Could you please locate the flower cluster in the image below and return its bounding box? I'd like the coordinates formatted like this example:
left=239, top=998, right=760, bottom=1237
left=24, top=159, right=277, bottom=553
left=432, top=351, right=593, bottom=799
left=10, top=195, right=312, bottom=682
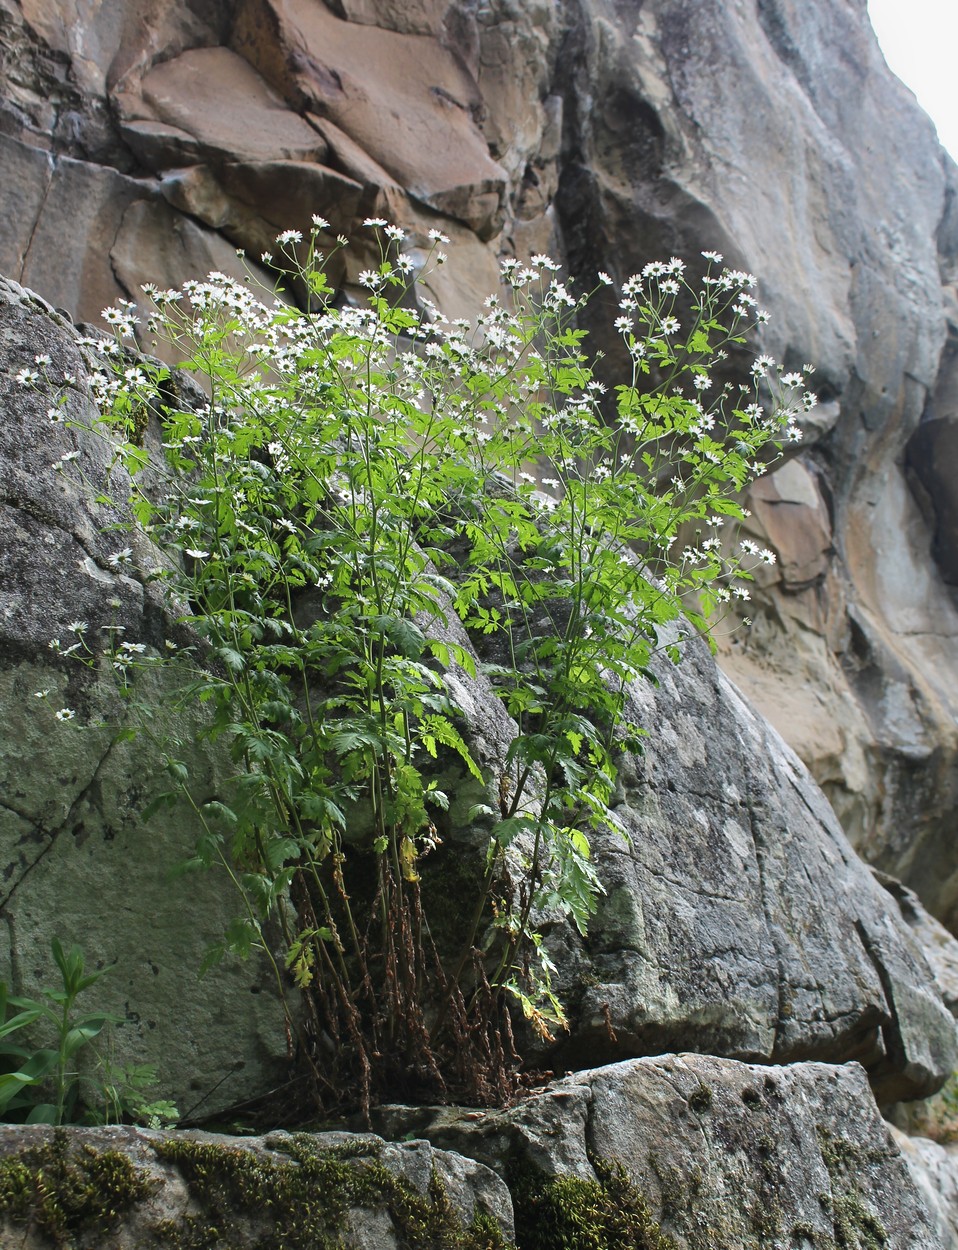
left=41, top=221, right=810, bottom=1105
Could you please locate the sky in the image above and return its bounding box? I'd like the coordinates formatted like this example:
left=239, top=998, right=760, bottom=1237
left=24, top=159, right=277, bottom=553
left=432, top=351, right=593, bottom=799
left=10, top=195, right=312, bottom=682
left=867, top=0, right=958, bottom=161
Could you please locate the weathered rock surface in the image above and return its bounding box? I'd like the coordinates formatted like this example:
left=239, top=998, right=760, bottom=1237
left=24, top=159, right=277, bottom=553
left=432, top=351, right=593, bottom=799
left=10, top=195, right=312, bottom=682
left=230, top=0, right=508, bottom=239
left=374, top=1055, right=945, bottom=1249
left=539, top=630, right=958, bottom=1102
left=0, top=1123, right=513, bottom=1248
left=890, top=1128, right=958, bottom=1250
left=0, top=276, right=290, bottom=1116
left=0, top=0, right=955, bottom=935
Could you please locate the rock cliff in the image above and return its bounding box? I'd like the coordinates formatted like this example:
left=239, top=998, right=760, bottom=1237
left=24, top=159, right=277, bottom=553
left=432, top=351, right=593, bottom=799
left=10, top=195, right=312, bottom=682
left=1, top=0, right=955, bottom=929
left=2, top=0, right=958, bottom=1242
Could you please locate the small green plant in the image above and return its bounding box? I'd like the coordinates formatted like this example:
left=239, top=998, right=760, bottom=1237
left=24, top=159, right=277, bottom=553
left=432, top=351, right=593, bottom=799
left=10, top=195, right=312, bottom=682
left=34, top=222, right=814, bottom=1114
left=97, top=1059, right=181, bottom=1129
left=0, top=939, right=114, bottom=1125
left=0, top=940, right=177, bottom=1127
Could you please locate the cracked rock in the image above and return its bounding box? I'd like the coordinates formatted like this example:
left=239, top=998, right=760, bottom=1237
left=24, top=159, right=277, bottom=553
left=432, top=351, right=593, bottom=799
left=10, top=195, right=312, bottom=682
left=0, top=275, right=290, bottom=1117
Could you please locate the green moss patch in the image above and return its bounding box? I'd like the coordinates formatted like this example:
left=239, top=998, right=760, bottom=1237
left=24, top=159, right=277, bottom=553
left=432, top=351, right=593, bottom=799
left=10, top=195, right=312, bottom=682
left=816, top=1129, right=888, bottom=1249
left=509, top=1155, right=673, bottom=1250
left=0, top=1128, right=155, bottom=1247
left=151, top=1133, right=509, bottom=1250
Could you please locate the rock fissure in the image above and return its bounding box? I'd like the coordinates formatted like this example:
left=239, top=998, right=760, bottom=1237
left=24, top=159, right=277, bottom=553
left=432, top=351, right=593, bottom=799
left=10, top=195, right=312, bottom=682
left=0, top=797, right=33, bottom=822
left=854, top=917, right=907, bottom=1073
left=0, top=741, right=115, bottom=914
left=16, top=152, right=56, bottom=284
left=742, top=773, right=787, bottom=1057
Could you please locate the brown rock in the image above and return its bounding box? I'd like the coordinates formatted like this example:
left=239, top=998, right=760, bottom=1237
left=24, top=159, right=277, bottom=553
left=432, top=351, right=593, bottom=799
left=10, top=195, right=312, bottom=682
left=231, top=0, right=507, bottom=238
left=216, top=158, right=363, bottom=256
left=397, top=212, right=503, bottom=327
left=306, top=114, right=402, bottom=193
left=109, top=198, right=284, bottom=359
left=118, top=119, right=205, bottom=170
left=117, top=46, right=329, bottom=167
left=323, top=0, right=453, bottom=37
left=476, top=2, right=558, bottom=183
left=18, top=0, right=225, bottom=98
left=750, top=458, right=833, bottom=591
left=159, top=159, right=363, bottom=271
left=0, top=133, right=161, bottom=323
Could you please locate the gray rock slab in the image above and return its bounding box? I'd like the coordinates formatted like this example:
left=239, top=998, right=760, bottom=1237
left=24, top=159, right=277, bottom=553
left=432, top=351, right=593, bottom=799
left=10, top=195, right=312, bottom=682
left=0, top=1124, right=513, bottom=1248
left=539, top=630, right=958, bottom=1101
left=890, top=1128, right=958, bottom=1250
left=374, top=1055, right=945, bottom=1250
left=0, top=275, right=290, bottom=1116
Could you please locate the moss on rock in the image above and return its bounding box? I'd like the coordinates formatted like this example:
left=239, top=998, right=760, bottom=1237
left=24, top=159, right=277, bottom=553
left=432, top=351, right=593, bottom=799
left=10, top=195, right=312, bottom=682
left=816, top=1129, right=888, bottom=1249
left=0, top=1129, right=510, bottom=1249
left=151, top=1133, right=509, bottom=1250
left=509, top=1154, right=673, bottom=1250
left=0, top=1128, right=155, bottom=1246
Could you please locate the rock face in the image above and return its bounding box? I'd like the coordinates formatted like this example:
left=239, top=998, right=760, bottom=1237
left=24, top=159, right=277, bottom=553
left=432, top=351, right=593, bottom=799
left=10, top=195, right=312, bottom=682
left=891, top=1128, right=958, bottom=1250
left=0, top=1123, right=513, bottom=1248
left=0, top=276, right=290, bottom=1117
left=876, top=871, right=958, bottom=1022
left=0, top=0, right=955, bottom=932
left=375, top=1055, right=945, bottom=1249
left=1, top=0, right=957, bottom=1235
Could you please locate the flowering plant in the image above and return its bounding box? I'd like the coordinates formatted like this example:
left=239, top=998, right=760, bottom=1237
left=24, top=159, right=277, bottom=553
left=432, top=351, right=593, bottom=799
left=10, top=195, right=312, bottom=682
left=39, top=222, right=812, bottom=1114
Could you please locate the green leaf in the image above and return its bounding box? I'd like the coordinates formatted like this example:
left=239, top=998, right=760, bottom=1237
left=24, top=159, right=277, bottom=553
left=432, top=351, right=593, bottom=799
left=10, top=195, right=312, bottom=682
left=418, top=715, right=482, bottom=781
left=0, top=1005, right=43, bottom=1041
left=63, top=1018, right=111, bottom=1057
left=25, top=1103, right=59, bottom=1125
